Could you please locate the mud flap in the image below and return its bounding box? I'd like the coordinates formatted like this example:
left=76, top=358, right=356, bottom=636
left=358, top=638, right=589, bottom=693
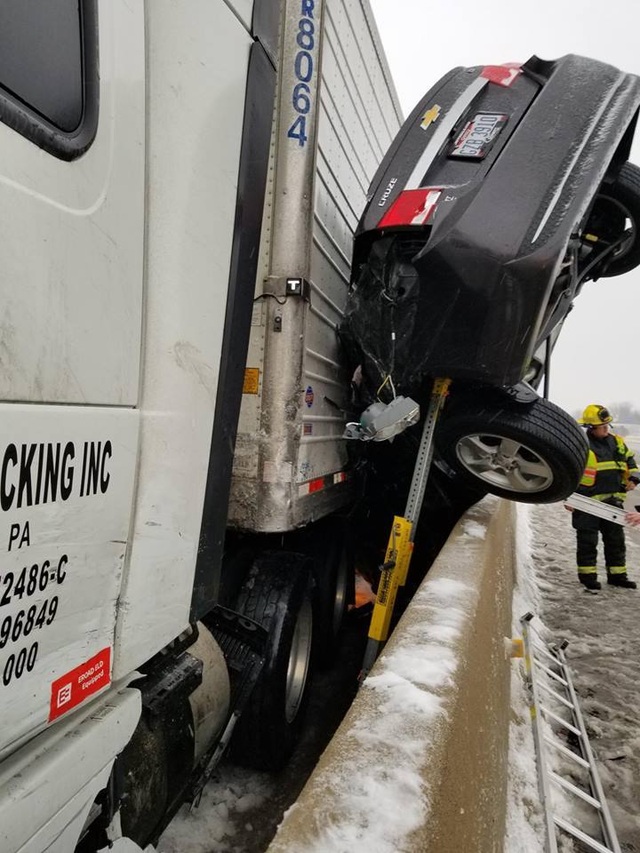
left=190, top=606, right=267, bottom=803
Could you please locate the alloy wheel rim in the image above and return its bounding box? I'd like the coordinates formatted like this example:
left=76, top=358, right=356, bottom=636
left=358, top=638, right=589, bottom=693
left=455, top=433, right=554, bottom=492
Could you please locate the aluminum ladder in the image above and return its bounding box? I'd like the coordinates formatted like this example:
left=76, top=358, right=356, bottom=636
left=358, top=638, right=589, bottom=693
left=564, top=493, right=630, bottom=526
left=520, top=613, right=621, bottom=853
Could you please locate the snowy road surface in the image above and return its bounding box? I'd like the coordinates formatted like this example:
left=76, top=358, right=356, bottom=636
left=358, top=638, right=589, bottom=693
left=158, top=444, right=640, bottom=852
left=508, top=490, right=640, bottom=853
left=158, top=611, right=369, bottom=853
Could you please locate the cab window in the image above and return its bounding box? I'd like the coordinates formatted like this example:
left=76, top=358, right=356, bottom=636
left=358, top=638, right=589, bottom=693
left=0, top=0, right=98, bottom=159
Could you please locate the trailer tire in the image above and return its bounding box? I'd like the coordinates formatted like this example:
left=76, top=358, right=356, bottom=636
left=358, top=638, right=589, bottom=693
left=435, top=395, right=587, bottom=503
left=232, top=552, right=314, bottom=771
left=588, top=161, right=640, bottom=277
left=313, top=521, right=353, bottom=668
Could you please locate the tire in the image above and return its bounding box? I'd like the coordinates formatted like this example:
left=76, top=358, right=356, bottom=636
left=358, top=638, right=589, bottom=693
left=435, top=395, right=588, bottom=503
left=312, top=520, right=353, bottom=668
left=232, top=552, right=314, bottom=771
left=587, top=161, right=640, bottom=277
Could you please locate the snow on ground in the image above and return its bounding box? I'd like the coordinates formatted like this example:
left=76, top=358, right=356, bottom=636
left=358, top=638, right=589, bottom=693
left=505, top=504, right=546, bottom=853
left=158, top=765, right=276, bottom=853
left=507, top=488, right=640, bottom=853
left=158, top=569, right=484, bottom=853
left=277, top=570, right=488, bottom=853
left=159, top=448, right=640, bottom=853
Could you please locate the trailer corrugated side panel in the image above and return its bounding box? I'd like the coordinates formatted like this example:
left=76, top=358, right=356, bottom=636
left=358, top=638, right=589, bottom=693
left=229, top=0, right=402, bottom=531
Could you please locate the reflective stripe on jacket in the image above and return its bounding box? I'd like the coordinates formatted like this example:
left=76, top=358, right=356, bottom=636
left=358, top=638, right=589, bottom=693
left=578, top=433, right=639, bottom=501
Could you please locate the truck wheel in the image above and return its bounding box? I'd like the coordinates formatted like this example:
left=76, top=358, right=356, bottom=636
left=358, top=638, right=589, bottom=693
left=588, top=161, right=640, bottom=277
left=232, top=552, right=314, bottom=771
left=435, top=396, right=587, bottom=503
left=313, top=521, right=353, bottom=668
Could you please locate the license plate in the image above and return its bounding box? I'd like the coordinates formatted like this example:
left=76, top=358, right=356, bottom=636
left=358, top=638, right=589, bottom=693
left=449, top=113, right=508, bottom=159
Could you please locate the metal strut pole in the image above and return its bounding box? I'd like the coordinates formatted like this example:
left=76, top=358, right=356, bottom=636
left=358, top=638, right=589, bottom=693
left=360, top=378, right=451, bottom=680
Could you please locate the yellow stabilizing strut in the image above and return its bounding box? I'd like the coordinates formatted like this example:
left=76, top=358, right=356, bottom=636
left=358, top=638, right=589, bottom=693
left=367, top=515, right=413, bottom=643
left=360, top=378, right=451, bottom=679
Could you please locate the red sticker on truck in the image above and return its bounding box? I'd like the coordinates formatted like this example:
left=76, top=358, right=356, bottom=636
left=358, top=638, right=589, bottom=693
left=48, top=647, right=111, bottom=722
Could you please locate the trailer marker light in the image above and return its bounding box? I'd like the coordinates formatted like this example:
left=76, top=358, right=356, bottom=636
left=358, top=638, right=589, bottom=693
left=378, top=188, right=441, bottom=228
left=298, top=471, right=348, bottom=496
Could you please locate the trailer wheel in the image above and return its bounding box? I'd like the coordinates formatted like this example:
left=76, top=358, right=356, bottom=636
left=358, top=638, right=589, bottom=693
left=435, top=395, right=587, bottom=504
left=313, top=520, right=353, bottom=668
left=232, top=552, right=314, bottom=771
left=588, top=161, right=640, bottom=277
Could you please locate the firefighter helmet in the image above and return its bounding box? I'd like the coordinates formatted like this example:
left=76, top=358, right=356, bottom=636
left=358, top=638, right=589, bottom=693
left=578, top=404, right=613, bottom=426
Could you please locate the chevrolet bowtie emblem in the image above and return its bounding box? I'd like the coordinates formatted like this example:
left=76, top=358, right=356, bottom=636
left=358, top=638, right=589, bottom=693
left=420, top=104, right=441, bottom=129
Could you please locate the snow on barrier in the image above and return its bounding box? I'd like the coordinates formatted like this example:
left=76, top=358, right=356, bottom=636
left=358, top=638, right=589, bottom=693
left=267, top=496, right=516, bottom=853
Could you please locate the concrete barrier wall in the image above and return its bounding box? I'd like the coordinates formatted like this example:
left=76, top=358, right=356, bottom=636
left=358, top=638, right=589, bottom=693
left=268, top=496, right=516, bottom=853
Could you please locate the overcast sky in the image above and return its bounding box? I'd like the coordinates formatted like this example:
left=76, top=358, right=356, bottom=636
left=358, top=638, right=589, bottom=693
left=369, top=0, right=640, bottom=417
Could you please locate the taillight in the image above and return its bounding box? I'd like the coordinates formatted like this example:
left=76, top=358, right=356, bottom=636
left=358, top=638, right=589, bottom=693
left=480, top=64, right=521, bottom=87
left=377, top=188, right=441, bottom=228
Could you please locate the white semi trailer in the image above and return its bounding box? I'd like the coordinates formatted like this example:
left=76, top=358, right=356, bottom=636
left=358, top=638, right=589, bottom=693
left=0, top=1, right=401, bottom=850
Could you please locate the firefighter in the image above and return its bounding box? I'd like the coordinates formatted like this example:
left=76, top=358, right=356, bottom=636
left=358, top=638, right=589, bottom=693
left=571, top=404, right=640, bottom=590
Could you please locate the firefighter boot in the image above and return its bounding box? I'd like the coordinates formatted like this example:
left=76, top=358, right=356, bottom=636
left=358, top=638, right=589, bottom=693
left=578, top=573, right=601, bottom=590
left=607, top=573, right=637, bottom=589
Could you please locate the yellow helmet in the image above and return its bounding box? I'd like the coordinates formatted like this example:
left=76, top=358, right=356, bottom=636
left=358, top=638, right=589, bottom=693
left=578, top=404, right=613, bottom=426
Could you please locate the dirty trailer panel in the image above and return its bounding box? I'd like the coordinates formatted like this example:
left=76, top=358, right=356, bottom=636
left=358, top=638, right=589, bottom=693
left=229, top=0, right=403, bottom=531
